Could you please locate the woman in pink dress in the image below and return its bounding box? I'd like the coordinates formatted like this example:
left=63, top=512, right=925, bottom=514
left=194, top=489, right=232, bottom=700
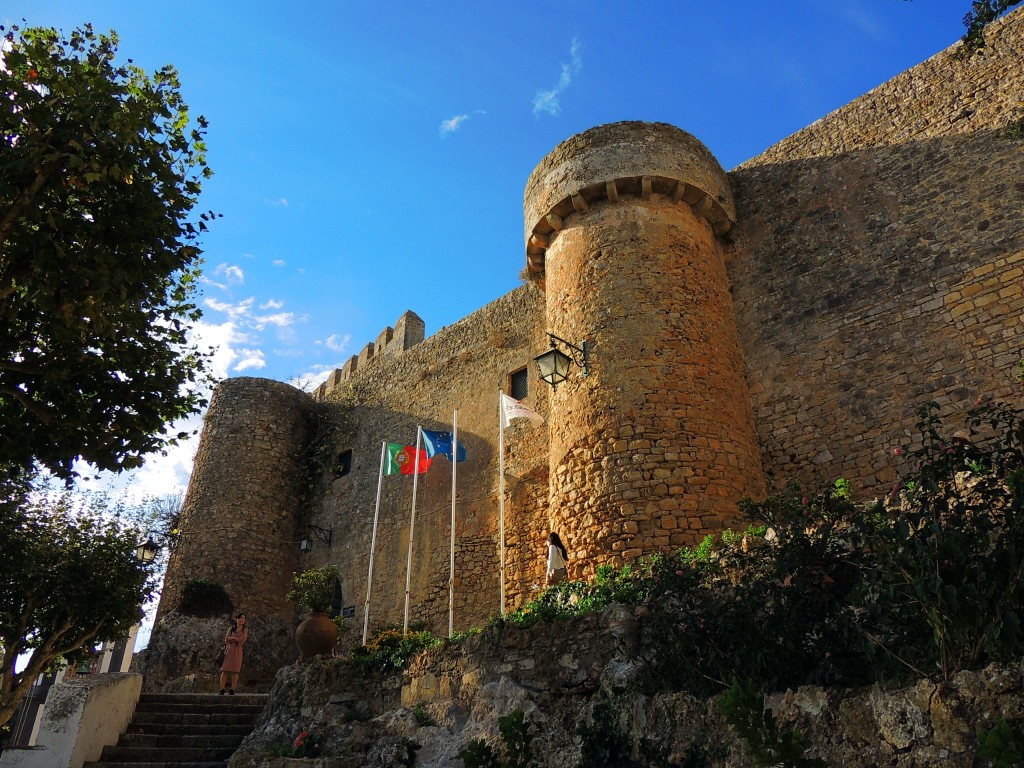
left=219, top=613, right=247, bottom=695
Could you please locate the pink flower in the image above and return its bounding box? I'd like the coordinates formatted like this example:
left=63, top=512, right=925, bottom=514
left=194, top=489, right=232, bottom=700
left=892, top=447, right=903, bottom=456
left=675, top=570, right=685, bottom=576
left=801, top=497, right=810, bottom=505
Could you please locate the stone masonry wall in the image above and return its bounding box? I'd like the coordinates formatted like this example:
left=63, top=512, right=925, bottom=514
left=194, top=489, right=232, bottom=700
left=154, top=377, right=313, bottom=688
left=736, top=9, right=1024, bottom=168
left=525, top=122, right=766, bottom=575
left=307, top=285, right=551, bottom=639
left=727, top=10, right=1024, bottom=497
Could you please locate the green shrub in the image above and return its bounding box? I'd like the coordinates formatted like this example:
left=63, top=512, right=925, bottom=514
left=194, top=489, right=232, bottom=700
left=978, top=718, right=1024, bottom=767
left=459, top=710, right=534, bottom=768
left=287, top=565, right=338, bottom=612
left=349, top=626, right=440, bottom=671
left=718, top=679, right=826, bottom=768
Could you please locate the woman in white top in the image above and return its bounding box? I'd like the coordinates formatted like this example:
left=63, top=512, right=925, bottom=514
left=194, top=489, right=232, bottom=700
left=546, top=532, right=568, bottom=586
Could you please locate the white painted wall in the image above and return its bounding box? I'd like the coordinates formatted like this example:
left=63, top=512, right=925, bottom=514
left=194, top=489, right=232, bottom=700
left=0, top=673, right=141, bottom=768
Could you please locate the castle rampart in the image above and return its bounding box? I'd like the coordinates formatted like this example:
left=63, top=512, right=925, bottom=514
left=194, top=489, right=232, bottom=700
left=152, top=13, right=1024, bottom=690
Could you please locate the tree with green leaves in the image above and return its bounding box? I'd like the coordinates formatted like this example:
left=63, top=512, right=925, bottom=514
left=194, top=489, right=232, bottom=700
left=0, top=489, right=156, bottom=729
left=961, top=1, right=1024, bottom=52
left=0, top=23, right=215, bottom=485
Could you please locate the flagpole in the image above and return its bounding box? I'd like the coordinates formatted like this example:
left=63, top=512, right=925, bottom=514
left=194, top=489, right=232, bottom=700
left=449, top=410, right=458, bottom=638
left=403, top=427, right=423, bottom=635
left=363, top=441, right=387, bottom=645
left=498, top=388, right=506, bottom=616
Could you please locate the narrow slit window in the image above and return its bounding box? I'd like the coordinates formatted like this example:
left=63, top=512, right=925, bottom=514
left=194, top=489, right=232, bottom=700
left=509, top=367, right=529, bottom=401
left=336, top=449, right=353, bottom=477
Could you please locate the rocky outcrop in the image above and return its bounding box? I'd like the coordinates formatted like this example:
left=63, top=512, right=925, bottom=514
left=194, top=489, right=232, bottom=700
left=228, top=605, right=1024, bottom=767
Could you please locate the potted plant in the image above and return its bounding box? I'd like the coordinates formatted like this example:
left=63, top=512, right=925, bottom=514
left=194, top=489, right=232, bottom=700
left=287, top=564, right=339, bottom=660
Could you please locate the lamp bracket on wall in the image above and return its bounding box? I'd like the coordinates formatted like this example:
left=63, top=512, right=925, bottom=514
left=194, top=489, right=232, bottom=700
left=534, top=333, right=590, bottom=389
left=300, top=524, right=334, bottom=553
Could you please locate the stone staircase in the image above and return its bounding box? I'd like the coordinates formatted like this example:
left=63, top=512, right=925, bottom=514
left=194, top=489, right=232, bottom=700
left=83, top=692, right=267, bottom=768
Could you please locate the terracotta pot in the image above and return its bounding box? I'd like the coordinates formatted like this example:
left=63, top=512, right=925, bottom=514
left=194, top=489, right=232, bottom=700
left=295, top=611, right=338, bottom=660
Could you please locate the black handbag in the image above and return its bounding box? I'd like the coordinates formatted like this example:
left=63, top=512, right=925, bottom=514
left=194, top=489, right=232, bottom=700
left=215, top=647, right=225, bottom=666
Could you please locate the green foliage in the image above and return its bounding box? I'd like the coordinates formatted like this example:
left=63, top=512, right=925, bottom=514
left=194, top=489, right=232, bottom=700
left=960, top=0, right=1024, bottom=54
left=286, top=565, right=339, bottom=613
left=859, top=400, right=1024, bottom=681
left=978, top=718, right=1024, bottom=767
left=578, top=700, right=644, bottom=768
left=459, top=739, right=501, bottom=768
left=718, top=679, right=827, bottom=768
left=0, top=488, right=156, bottom=728
left=0, top=24, right=216, bottom=484
left=412, top=705, right=433, bottom=726
left=177, top=577, right=232, bottom=618
left=349, top=627, right=441, bottom=671
left=459, top=710, right=534, bottom=768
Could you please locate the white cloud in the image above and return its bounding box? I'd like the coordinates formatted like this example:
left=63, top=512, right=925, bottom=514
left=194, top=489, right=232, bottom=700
left=533, top=37, right=582, bottom=116
left=439, top=113, right=470, bottom=138
left=272, top=259, right=286, bottom=267
left=324, top=333, right=351, bottom=353
left=205, top=296, right=255, bottom=320
left=214, top=263, right=245, bottom=285
left=260, top=299, right=284, bottom=310
left=266, top=197, right=289, bottom=207
left=252, top=311, right=297, bottom=331
left=234, top=348, right=266, bottom=371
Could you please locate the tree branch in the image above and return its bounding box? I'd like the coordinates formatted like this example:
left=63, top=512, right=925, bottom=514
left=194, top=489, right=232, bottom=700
left=0, top=383, right=57, bottom=426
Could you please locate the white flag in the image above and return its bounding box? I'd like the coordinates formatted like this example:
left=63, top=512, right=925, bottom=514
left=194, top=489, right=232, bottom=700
left=500, top=392, right=544, bottom=428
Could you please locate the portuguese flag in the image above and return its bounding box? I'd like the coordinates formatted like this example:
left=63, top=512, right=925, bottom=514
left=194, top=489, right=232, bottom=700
left=385, top=443, right=431, bottom=475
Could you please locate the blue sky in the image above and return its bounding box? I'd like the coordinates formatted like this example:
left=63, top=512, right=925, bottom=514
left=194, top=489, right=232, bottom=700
left=10, top=0, right=976, bottom=497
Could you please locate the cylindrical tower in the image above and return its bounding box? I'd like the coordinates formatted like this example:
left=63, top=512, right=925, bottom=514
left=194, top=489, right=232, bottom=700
left=524, top=121, right=766, bottom=574
left=150, top=377, right=313, bottom=690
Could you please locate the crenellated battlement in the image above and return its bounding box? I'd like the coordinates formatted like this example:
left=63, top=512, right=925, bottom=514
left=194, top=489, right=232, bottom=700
left=313, top=309, right=425, bottom=400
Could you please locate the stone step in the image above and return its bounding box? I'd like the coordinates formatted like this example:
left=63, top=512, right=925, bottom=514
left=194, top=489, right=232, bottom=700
left=81, top=692, right=265, bottom=767
left=126, top=723, right=252, bottom=737
left=118, top=733, right=244, bottom=749
left=131, top=711, right=259, bottom=727
left=132, top=708, right=266, bottom=720
left=99, top=745, right=235, bottom=762
left=139, top=693, right=267, bottom=707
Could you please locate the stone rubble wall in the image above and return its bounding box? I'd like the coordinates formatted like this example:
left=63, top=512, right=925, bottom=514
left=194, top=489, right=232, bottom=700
left=306, top=285, right=551, bottom=639
left=313, top=311, right=426, bottom=402
left=228, top=605, right=1024, bottom=767
left=727, top=9, right=1024, bottom=497
left=736, top=9, right=1024, bottom=168
left=153, top=377, right=313, bottom=689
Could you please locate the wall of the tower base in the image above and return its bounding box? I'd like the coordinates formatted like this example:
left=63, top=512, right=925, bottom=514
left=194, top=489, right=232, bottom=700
left=542, top=197, right=765, bottom=576
left=150, top=377, right=313, bottom=690
left=728, top=10, right=1024, bottom=500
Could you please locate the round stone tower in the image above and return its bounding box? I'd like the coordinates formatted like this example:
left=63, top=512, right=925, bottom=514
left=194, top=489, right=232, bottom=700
left=523, top=121, right=766, bottom=574
left=150, top=377, right=313, bottom=690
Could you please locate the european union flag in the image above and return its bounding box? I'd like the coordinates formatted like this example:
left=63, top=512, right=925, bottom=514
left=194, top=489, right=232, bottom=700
left=420, top=429, right=467, bottom=462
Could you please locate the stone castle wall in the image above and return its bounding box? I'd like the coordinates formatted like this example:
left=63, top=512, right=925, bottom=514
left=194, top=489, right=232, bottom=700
left=153, top=377, right=313, bottom=687
left=156, top=11, right=1024, bottom=685
left=303, top=286, right=552, bottom=637
left=727, top=9, right=1024, bottom=496
left=525, top=123, right=766, bottom=573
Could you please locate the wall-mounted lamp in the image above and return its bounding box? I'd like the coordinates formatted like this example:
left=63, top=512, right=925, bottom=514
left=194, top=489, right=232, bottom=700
left=136, top=528, right=178, bottom=562
left=533, top=333, right=590, bottom=389
left=137, top=537, right=161, bottom=563
left=300, top=524, right=334, bottom=553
